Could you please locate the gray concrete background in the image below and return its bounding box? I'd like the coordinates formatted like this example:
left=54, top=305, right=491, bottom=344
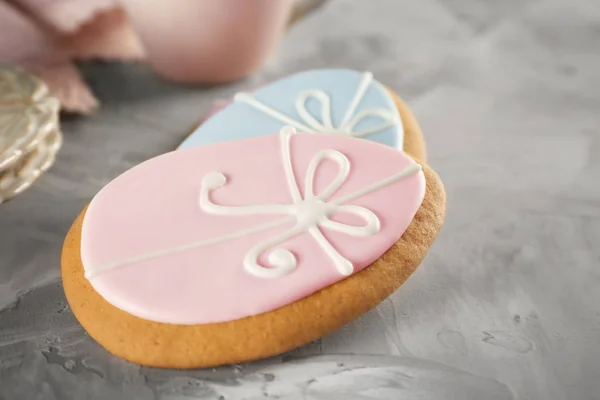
left=1, top=0, right=599, bottom=398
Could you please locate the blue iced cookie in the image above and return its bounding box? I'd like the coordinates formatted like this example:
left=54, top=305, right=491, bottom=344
left=179, top=69, right=404, bottom=150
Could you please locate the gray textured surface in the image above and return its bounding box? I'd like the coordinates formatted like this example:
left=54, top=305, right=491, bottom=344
left=1, top=0, right=600, bottom=398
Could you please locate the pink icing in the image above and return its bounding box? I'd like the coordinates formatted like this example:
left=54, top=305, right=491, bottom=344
left=80, top=132, right=425, bottom=325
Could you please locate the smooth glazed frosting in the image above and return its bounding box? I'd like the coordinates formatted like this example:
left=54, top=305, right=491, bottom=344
left=81, top=128, right=424, bottom=325
left=179, top=69, right=404, bottom=150
left=86, top=127, right=421, bottom=280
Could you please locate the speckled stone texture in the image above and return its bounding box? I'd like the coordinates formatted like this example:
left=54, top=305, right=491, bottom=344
left=1, top=0, right=599, bottom=398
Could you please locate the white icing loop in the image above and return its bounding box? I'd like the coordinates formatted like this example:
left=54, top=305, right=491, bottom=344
left=235, top=72, right=399, bottom=138
left=86, top=126, right=421, bottom=280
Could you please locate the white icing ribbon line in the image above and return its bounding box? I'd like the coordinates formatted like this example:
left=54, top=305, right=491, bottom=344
left=85, top=126, right=421, bottom=280
left=234, top=72, right=399, bottom=138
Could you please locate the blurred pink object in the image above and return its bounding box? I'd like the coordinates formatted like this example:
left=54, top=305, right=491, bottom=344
left=56, top=7, right=145, bottom=61
left=0, top=0, right=144, bottom=114
left=120, top=0, right=293, bottom=83
left=14, top=0, right=116, bottom=33
left=27, top=62, right=99, bottom=113
left=1, top=0, right=294, bottom=113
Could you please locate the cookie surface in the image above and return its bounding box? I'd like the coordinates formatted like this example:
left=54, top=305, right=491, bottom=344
left=180, top=69, right=425, bottom=157
left=62, top=131, right=444, bottom=367
left=185, top=87, right=426, bottom=163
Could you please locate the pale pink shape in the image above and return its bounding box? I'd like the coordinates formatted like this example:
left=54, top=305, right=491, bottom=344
left=29, top=62, right=98, bottom=114
left=81, top=133, right=425, bottom=325
left=0, top=1, right=96, bottom=113
left=1, top=2, right=143, bottom=114
left=120, top=0, right=293, bottom=83
left=14, top=0, right=117, bottom=33
left=0, top=1, right=60, bottom=65
left=57, top=7, right=145, bottom=61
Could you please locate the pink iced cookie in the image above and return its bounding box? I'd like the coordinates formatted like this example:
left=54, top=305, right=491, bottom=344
left=80, top=127, right=426, bottom=325
left=63, top=125, right=446, bottom=368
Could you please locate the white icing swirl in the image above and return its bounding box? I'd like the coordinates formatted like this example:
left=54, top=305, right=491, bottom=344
left=234, top=72, right=399, bottom=137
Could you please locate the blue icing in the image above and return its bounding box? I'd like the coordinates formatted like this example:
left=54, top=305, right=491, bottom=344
left=179, top=69, right=403, bottom=150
